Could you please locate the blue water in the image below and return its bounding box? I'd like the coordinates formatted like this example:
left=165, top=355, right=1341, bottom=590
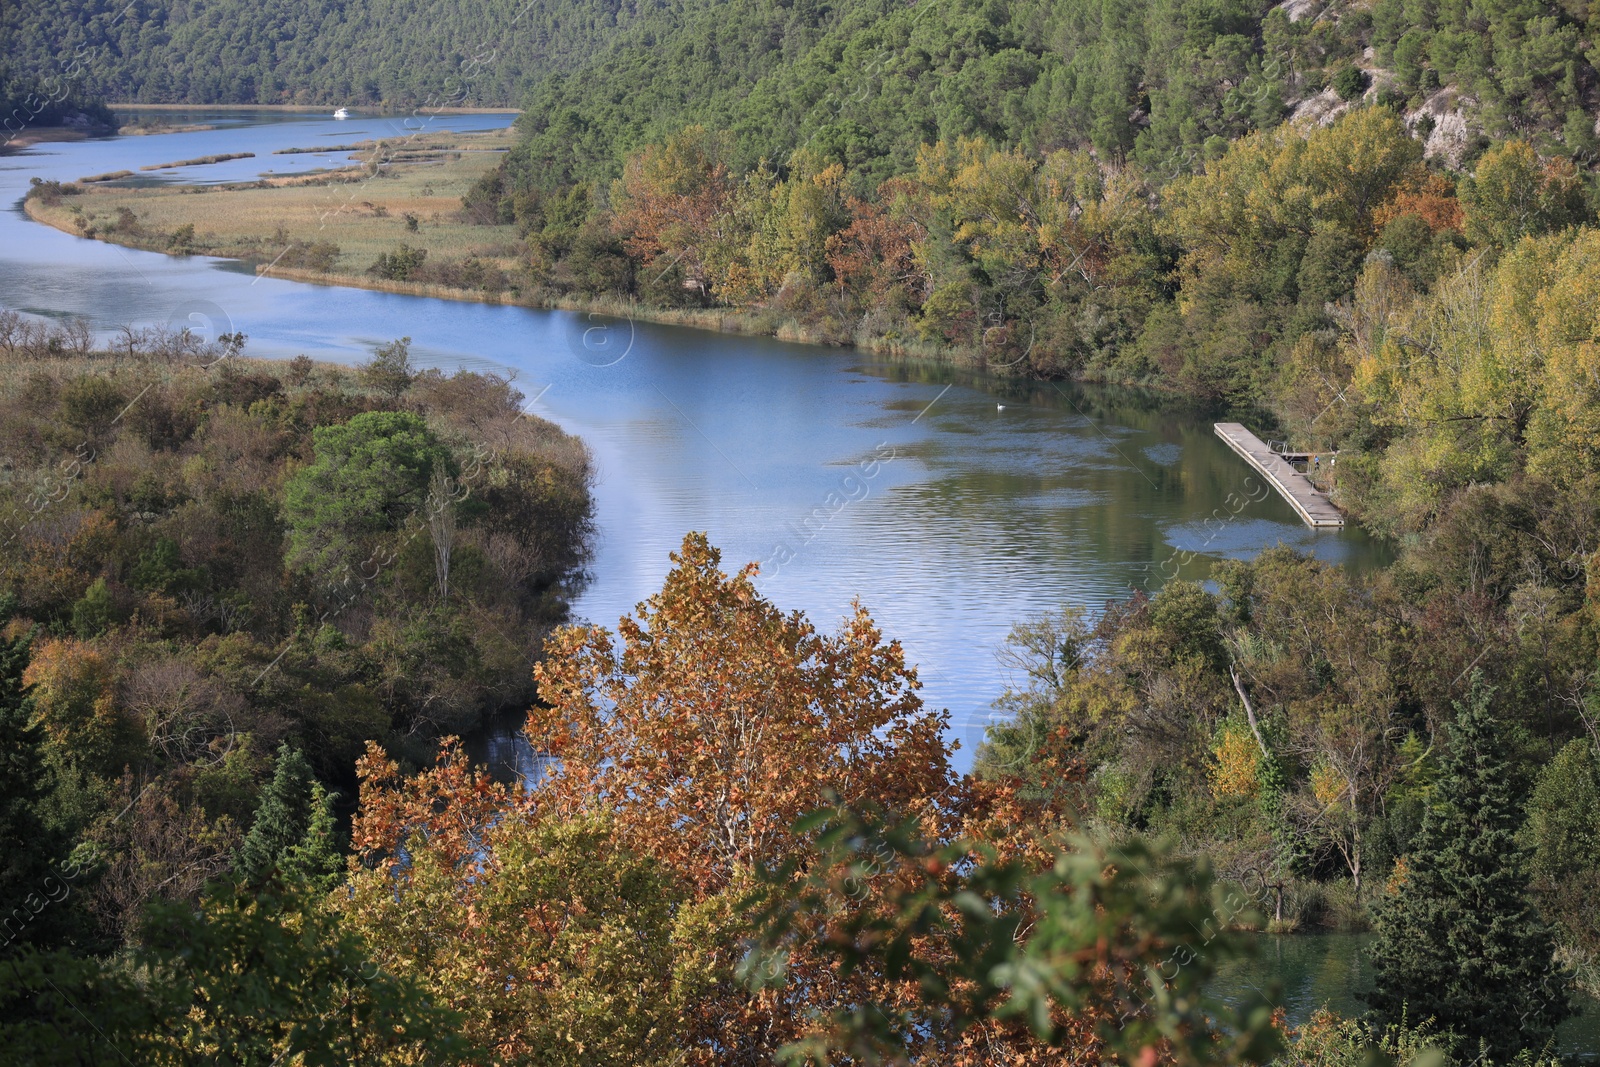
left=1, top=110, right=1390, bottom=766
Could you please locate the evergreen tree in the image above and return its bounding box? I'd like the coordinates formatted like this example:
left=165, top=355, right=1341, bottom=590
left=1525, top=737, right=1600, bottom=963
left=0, top=596, right=76, bottom=955
left=279, top=781, right=344, bottom=893
left=235, top=744, right=342, bottom=891
left=1366, top=675, right=1572, bottom=1061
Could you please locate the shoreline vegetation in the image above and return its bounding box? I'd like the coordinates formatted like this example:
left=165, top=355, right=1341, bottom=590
left=0, top=328, right=597, bottom=781
left=110, top=102, right=522, bottom=114
left=0, top=334, right=1595, bottom=1062
left=139, top=151, right=255, bottom=171
left=20, top=193, right=990, bottom=372
left=0, top=123, right=117, bottom=154
left=4, top=0, right=1599, bottom=1047
left=20, top=127, right=994, bottom=372
left=10, top=124, right=1600, bottom=1067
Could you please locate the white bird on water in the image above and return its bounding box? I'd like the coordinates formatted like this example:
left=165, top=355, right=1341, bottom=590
left=997, top=404, right=1005, bottom=411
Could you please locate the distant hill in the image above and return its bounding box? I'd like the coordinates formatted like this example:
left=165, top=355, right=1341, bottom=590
left=8, top=0, right=1591, bottom=159
left=1, top=0, right=705, bottom=107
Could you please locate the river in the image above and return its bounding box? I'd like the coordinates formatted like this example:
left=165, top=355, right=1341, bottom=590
left=0, top=107, right=1392, bottom=768
left=4, top=108, right=1595, bottom=1057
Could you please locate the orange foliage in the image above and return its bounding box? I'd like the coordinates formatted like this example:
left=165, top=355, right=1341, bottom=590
left=960, top=732, right=1091, bottom=867
left=350, top=737, right=512, bottom=874
left=345, top=535, right=1217, bottom=1065
left=347, top=744, right=687, bottom=1065
left=525, top=532, right=965, bottom=1063
left=9, top=553, right=84, bottom=616
left=824, top=178, right=925, bottom=299
left=530, top=531, right=957, bottom=893
left=1385, top=854, right=1410, bottom=895
left=1373, top=173, right=1464, bottom=234
left=611, top=126, right=737, bottom=292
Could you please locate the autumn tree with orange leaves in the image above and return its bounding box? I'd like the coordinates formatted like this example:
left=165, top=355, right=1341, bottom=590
left=342, top=741, right=688, bottom=1067
left=530, top=530, right=958, bottom=889
left=341, top=534, right=959, bottom=1065
left=611, top=125, right=739, bottom=298
left=339, top=534, right=1290, bottom=1067
left=824, top=178, right=925, bottom=302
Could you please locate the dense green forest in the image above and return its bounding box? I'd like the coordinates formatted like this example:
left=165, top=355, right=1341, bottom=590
left=494, top=0, right=1600, bottom=189
left=2, top=67, right=116, bottom=141
left=9, top=0, right=1597, bottom=127
left=452, top=0, right=1600, bottom=411
left=0, top=0, right=736, bottom=106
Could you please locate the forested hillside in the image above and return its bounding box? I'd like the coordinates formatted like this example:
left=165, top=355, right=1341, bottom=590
left=2, top=0, right=694, bottom=106
left=499, top=0, right=1600, bottom=190
left=465, top=0, right=1599, bottom=403
left=2, top=67, right=117, bottom=141
left=448, top=13, right=1600, bottom=1019
left=6, top=0, right=1600, bottom=1056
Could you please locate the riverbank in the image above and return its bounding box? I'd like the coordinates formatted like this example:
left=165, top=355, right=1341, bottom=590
left=110, top=102, right=521, bottom=114
left=23, top=126, right=521, bottom=273
left=27, top=182, right=984, bottom=367
left=1, top=123, right=116, bottom=155
left=19, top=125, right=996, bottom=373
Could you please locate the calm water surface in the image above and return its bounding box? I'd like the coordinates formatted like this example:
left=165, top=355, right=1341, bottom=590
left=2, top=110, right=1391, bottom=766
left=1210, top=933, right=1600, bottom=1058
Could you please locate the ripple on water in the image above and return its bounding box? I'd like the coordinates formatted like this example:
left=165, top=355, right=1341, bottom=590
left=1163, top=517, right=1361, bottom=564
left=1143, top=442, right=1185, bottom=466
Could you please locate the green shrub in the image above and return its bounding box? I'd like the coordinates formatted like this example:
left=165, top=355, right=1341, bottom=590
left=1332, top=67, right=1370, bottom=101
left=70, top=578, right=116, bottom=638
left=368, top=244, right=428, bottom=281
left=58, top=376, right=127, bottom=433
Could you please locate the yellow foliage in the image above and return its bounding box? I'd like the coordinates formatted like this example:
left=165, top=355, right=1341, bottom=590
left=1209, top=722, right=1260, bottom=799
left=1352, top=224, right=1600, bottom=528
left=1385, top=854, right=1410, bottom=895
left=1526, top=228, right=1600, bottom=477
left=21, top=637, right=136, bottom=776
left=1164, top=108, right=1422, bottom=307
left=1310, top=760, right=1349, bottom=812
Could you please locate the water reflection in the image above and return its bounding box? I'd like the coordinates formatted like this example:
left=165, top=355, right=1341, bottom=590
left=462, top=709, right=554, bottom=794
left=2, top=110, right=1394, bottom=767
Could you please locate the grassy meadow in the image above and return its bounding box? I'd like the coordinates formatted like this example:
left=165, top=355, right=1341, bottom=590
left=25, top=128, right=521, bottom=292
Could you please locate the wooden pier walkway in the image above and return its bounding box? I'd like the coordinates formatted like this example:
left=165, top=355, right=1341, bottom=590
left=1213, top=422, right=1345, bottom=528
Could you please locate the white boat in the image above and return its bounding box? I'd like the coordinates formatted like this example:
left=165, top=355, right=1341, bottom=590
left=333, top=107, right=350, bottom=119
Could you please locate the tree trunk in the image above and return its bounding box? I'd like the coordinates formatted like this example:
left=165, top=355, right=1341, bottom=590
left=1230, top=663, right=1271, bottom=759
left=428, top=462, right=455, bottom=601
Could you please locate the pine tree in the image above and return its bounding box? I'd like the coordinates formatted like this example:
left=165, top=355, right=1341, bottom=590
left=235, top=744, right=342, bottom=890
left=278, top=781, right=344, bottom=893
left=1366, top=675, right=1572, bottom=1060
left=0, top=597, right=76, bottom=955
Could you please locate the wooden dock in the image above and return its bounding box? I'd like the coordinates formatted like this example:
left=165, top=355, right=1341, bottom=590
left=1213, top=423, right=1345, bottom=528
